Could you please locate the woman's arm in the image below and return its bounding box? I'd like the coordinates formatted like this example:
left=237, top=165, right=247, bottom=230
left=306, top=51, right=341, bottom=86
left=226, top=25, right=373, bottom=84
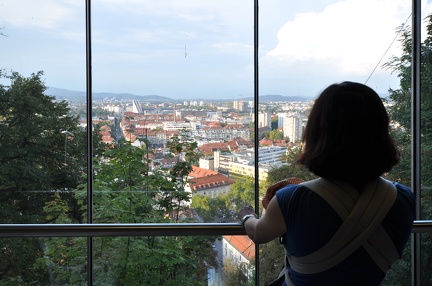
left=240, top=196, right=287, bottom=244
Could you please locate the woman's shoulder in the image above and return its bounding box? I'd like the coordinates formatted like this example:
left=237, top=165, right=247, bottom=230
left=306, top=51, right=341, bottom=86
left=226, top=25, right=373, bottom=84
left=392, top=181, right=412, bottom=192
left=275, top=183, right=310, bottom=197
left=392, top=181, right=415, bottom=201
left=274, top=183, right=319, bottom=209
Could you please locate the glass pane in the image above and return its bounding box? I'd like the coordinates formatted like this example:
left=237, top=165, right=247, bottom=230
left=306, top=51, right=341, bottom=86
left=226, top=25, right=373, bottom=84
left=0, top=237, right=88, bottom=285
left=385, top=1, right=432, bottom=284
left=90, top=0, right=254, bottom=225
left=0, top=0, right=87, bottom=230
left=420, top=13, right=432, bottom=218
left=420, top=1, right=432, bottom=284
left=0, top=2, right=87, bottom=222
left=92, top=235, right=219, bottom=285
left=258, top=0, right=415, bottom=285
left=0, top=1, right=87, bottom=283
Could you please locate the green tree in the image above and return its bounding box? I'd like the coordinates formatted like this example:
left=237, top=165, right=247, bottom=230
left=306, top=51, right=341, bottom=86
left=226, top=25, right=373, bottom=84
left=269, top=129, right=283, bottom=140
left=0, top=71, right=90, bottom=284
left=224, top=176, right=255, bottom=211
left=223, top=258, right=251, bottom=286
left=271, top=117, right=278, bottom=130
left=40, top=138, right=217, bottom=285
left=261, top=130, right=270, bottom=139
left=380, top=14, right=432, bottom=285
left=270, top=146, right=317, bottom=184
left=165, top=131, right=202, bottom=222
left=259, top=239, right=285, bottom=285
left=92, top=106, right=113, bottom=118
left=192, top=194, right=236, bottom=223
left=0, top=71, right=83, bottom=195
left=191, top=194, right=216, bottom=222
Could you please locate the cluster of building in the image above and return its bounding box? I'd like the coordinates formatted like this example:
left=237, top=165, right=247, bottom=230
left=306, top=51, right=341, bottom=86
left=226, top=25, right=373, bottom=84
left=90, top=98, right=312, bottom=281
left=92, top=98, right=312, bottom=217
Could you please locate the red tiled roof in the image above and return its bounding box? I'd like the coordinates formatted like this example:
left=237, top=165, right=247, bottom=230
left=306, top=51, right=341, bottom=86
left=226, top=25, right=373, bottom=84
left=100, top=125, right=112, bottom=132
left=198, top=138, right=254, bottom=154
left=198, top=147, right=218, bottom=156
left=224, top=124, right=244, bottom=130
left=189, top=166, right=219, bottom=178
left=102, top=135, right=114, bottom=142
left=223, top=235, right=255, bottom=261
left=207, top=121, right=222, bottom=127
left=188, top=166, right=234, bottom=191
left=189, top=173, right=235, bottom=191
left=198, top=143, right=231, bottom=155
left=259, top=138, right=290, bottom=147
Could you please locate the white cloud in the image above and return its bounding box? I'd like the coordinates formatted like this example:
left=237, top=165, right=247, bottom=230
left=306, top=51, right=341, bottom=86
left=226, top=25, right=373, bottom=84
left=264, top=0, right=412, bottom=76
left=255, top=0, right=432, bottom=97
left=0, top=0, right=79, bottom=29
left=2, top=0, right=432, bottom=98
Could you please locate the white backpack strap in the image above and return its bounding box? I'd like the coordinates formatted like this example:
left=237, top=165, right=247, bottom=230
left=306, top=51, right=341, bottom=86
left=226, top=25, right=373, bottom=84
left=286, top=177, right=398, bottom=274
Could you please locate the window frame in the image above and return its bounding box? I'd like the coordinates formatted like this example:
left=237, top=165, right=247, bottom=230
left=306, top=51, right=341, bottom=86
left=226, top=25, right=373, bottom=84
left=0, top=1, right=431, bottom=285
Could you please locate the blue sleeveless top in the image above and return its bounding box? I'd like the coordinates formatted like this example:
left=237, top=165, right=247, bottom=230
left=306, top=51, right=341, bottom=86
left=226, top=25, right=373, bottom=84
left=275, top=181, right=415, bottom=286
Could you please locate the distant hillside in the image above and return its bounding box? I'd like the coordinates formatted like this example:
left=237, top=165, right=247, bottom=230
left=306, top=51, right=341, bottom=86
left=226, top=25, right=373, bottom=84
left=245, top=94, right=312, bottom=102
left=45, top=87, right=171, bottom=102
left=45, top=87, right=314, bottom=102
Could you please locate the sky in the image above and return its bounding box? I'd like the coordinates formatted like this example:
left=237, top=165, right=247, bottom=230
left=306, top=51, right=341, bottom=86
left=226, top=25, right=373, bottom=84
left=1, top=0, right=432, bottom=100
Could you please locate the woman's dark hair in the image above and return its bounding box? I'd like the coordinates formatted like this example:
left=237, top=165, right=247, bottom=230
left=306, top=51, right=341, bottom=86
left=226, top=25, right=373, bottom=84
left=297, top=81, right=399, bottom=183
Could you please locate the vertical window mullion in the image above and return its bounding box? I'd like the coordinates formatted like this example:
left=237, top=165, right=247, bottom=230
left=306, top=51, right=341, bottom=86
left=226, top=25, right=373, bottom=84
left=254, top=0, right=260, bottom=285
left=411, top=0, right=421, bottom=285
left=86, top=0, right=94, bottom=285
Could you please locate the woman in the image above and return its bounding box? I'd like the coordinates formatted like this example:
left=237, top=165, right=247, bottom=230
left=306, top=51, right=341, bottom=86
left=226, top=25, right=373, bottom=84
left=238, top=81, right=415, bottom=285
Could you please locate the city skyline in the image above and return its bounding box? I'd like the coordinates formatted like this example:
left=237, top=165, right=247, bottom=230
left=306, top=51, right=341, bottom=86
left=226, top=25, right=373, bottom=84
left=1, top=0, right=432, bottom=99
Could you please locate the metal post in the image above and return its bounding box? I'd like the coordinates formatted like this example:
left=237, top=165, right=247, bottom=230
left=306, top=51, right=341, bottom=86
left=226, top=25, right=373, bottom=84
left=253, top=0, right=260, bottom=285
left=85, top=0, right=93, bottom=284
left=411, top=0, right=421, bottom=285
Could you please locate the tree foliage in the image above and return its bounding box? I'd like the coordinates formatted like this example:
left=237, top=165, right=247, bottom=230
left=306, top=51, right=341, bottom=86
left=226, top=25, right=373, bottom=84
left=223, top=258, right=252, bottom=286
left=380, top=14, right=432, bottom=285
left=258, top=239, right=285, bottom=285
left=225, top=176, right=255, bottom=211
left=0, top=71, right=216, bottom=285
left=0, top=71, right=88, bottom=284
left=0, top=71, right=82, bottom=194
left=3, top=13, right=432, bottom=285
left=269, top=129, right=284, bottom=140
left=39, top=138, right=217, bottom=285
left=269, top=146, right=317, bottom=184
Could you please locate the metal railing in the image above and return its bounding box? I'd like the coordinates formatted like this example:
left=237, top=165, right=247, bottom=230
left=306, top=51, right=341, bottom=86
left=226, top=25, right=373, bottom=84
left=0, top=220, right=430, bottom=237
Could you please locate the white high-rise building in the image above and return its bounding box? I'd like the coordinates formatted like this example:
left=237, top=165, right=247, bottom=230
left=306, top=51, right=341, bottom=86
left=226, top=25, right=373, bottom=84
left=233, top=101, right=248, bottom=112
left=277, top=112, right=289, bottom=128
left=258, top=112, right=271, bottom=128
left=283, top=114, right=304, bottom=143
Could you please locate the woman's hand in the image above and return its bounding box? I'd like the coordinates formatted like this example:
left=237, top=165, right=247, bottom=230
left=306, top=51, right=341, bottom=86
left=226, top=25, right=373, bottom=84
left=238, top=198, right=286, bottom=244
left=237, top=205, right=258, bottom=225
